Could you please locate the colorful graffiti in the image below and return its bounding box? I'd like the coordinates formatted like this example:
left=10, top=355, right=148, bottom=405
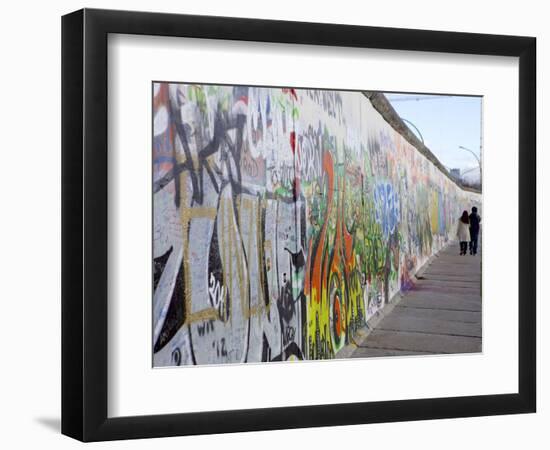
left=152, top=83, right=481, bottom=366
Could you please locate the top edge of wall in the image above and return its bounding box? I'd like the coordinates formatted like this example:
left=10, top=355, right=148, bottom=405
left=363, top=91, right=481, bottom=196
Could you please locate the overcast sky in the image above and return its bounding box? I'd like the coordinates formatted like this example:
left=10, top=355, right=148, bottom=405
left=384, top=93, right=482, bottom=182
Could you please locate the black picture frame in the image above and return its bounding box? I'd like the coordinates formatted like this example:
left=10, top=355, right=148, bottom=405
left=61, top=8, right=536, bottom=442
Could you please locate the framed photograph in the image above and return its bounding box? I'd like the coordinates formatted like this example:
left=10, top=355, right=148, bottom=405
left=61, top=8, right=536, bottom=442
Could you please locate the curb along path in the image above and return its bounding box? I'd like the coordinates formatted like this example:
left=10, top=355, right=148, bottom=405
left=346, top=239, right=482, bottom=358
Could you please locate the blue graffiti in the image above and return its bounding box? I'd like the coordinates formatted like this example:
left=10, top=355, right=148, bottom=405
left=374, top=182, right=400, bottom=238
left=438, top=190, right=446, bottom=235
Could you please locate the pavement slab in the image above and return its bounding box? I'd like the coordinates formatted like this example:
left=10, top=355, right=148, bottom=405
left=351, top=347, right=432, bottom=358
left=357, top=329, right=481, bottom=354
left=391, top=305, right=481, bottom=323
left=399, top=296, right=481, bottom=312
left=377, top=315, right=482, bottom=338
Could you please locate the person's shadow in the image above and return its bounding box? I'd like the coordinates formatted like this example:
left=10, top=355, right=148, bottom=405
left=35, top=417, right=61, bottom=433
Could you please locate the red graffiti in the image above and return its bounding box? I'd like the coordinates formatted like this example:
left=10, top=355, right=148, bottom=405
left=304, top=151, right=334, bottom=301
left=304, top=152, right=356, bottom=301
left=282, top=88, right=298, bottom=101
left=289, top=131, right=296, bottom=153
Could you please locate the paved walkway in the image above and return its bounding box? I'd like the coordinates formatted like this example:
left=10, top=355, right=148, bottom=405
left=350, top=239, right=482, bottom=358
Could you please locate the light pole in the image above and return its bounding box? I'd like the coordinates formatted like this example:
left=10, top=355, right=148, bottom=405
left=458, top=145, right=482, bottom=187
left=400, top=118, right=424, bottom=144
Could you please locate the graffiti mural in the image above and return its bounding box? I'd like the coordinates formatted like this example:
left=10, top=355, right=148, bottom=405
left=152, top=83, right=481, bottom=366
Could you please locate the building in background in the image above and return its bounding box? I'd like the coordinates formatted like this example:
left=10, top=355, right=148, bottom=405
left=450, top=168, right=461, bottom=181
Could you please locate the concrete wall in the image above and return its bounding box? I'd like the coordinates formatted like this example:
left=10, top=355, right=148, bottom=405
left=152, top=83, right=481, bottom=366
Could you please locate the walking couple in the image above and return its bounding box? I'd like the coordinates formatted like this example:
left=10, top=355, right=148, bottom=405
left=457, top=207, right=481, bottom=255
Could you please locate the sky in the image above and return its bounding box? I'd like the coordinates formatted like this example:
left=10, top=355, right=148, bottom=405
left=384, top=93, right=482, bottom=183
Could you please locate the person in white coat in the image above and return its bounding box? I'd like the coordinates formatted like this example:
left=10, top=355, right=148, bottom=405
left=457, top=210, right=470, bottom=255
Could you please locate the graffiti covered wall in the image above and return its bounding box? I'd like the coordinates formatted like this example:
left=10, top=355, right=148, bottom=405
left=152, top=83, right=481, bottom=366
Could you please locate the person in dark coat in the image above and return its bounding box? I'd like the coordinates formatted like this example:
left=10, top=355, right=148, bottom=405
left=468, top=207, right=481, bottom=255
